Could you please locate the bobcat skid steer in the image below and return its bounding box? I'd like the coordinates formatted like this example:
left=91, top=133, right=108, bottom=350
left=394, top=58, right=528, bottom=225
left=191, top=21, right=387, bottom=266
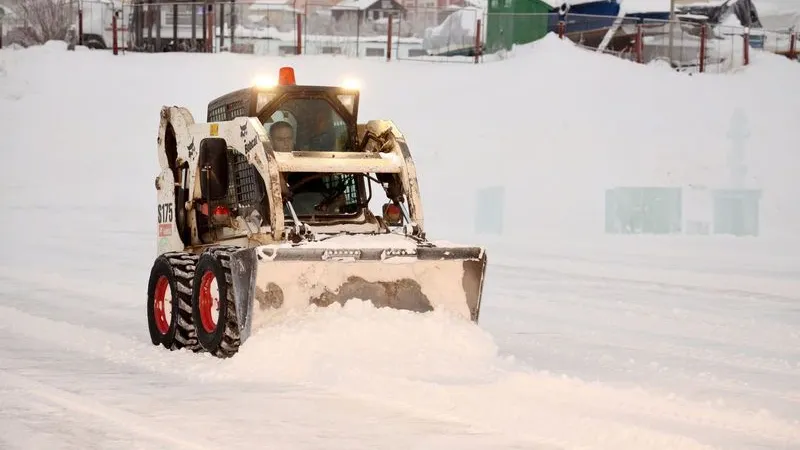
left=147, top=67, right=488, bottom=358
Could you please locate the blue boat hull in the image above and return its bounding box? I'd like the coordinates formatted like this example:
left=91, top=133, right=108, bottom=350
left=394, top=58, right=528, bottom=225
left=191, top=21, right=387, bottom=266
left=547, top=1, right=671, bottom=35
left=548, top=1, right=620, bottom=34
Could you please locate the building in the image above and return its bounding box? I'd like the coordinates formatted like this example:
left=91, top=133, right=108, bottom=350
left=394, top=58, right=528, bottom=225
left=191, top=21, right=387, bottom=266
left=331, top=0, right=407, bottom=25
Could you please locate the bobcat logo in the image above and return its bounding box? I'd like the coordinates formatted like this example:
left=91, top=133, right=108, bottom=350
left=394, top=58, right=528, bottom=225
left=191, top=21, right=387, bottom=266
left=240, top=123, right=248, bottom=139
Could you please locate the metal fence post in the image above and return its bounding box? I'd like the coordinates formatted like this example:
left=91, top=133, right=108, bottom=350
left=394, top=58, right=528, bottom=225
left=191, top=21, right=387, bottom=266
left=113, top=11, right=118, bottom=55
left=78, top=6, right=84, bottom=45
left=386, top=14, right=392, bottom=61
left=230, top=0, right=236, bottom=48
left=173, top=3, right=178, bottom=49
left=635, top=23, right=643, bottom=63
left=743, top=27, right=750, bottom=66
left=295, top=12, right=302, bottom=55
left=474, top=18, right=481, bottom=63
left=699, top=23, right=706, bottom=73
left=206, top=3, right=214, bottom=52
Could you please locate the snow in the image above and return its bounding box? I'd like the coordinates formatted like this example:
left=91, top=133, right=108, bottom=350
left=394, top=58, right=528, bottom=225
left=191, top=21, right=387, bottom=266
left=423, top=7, right=481, bottom=52
left=620, top=0, right=671, bottom=13
left=331, top=0, right=383, bottom=10
left=756, top=0, right=800, bottom=31
left=1, top=34, right=800, bottom=449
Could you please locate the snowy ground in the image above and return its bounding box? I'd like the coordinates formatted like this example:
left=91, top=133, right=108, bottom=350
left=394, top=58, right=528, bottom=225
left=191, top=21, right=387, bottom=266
left=0, top=37, right=799, bottom=449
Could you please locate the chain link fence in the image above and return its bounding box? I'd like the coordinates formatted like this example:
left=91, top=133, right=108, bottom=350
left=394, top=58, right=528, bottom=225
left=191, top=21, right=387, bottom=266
left=544, top=12, right=797, bottom=73
left=1, top=1, right=796, bottom=70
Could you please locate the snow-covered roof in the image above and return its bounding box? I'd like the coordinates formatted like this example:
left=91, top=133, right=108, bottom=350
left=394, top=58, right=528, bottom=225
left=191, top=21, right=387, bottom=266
left=247, top=0, right=299, bottom=12
left=332, top=0, right=396, bottom=10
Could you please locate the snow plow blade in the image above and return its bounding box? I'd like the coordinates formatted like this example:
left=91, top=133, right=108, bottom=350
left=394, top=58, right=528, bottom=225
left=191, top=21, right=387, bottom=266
left=229, top=244, right=487, bottom=342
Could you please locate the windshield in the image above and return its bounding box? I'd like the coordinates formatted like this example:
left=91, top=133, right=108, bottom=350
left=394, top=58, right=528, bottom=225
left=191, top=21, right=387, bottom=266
left=263, top=98, right=351, bottom=152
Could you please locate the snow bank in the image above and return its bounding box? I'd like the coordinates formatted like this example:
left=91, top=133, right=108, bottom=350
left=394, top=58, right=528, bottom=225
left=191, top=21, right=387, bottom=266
left=2, top=32, right=799, bottom=450
left=423, top=7, right=481, bottom=53
left=202, top=301, right=799, bottom=449
left=220, top=300, right=506, bottom=384
left=1, top=31, right=797, bottom=263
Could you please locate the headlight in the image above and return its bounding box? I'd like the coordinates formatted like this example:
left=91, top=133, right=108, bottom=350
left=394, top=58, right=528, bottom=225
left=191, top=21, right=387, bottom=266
left=341, top=78, right=360, bottom=90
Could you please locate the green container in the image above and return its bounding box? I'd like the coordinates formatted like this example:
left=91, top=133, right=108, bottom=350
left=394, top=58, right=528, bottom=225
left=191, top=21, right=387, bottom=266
left=605, top=187, right=683, bottom=235
left=485, top=0, right=551, bottom=53
left=712, top=189, right=761, bottom=236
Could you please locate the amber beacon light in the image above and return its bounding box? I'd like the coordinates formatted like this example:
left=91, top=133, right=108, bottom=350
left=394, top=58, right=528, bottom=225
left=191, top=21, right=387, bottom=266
left=278, top=67, right=296, bottom=85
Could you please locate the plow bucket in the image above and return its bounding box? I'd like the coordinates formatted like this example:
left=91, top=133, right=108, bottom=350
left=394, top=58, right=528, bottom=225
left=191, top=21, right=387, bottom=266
left=229, top=241, right=487, bottom=342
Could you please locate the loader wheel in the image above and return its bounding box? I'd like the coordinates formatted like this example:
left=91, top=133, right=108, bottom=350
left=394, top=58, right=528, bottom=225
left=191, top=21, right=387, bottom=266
left=191, top=246, right=241, bottom=358
left=146, top=252, right=203, bottom=351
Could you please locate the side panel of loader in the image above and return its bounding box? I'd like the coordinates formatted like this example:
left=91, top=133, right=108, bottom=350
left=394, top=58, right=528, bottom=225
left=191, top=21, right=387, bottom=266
left=155, top=167, right=184, bottom=255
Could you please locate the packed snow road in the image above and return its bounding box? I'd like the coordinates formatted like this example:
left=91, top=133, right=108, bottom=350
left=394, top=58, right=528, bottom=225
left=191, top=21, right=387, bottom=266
left=2, top=37, right=799, bottom=449
left=1, top=247, right=798, bottom=450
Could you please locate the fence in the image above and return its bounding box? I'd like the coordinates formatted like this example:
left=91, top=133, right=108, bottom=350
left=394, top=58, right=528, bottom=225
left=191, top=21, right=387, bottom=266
left=585, top=16, right=799, bottom=74
left=1, top=0, right=797, bottom=72
left=113, top=1, right=483, bottom=61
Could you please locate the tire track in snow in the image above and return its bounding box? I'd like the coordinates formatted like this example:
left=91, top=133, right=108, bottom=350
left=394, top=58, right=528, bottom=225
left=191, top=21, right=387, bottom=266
left=481, top=263, right=800, bottom=424
left=0, top=304, right=561, bottom=449
left=486, top=265, right=799, bottom=374
left=0, top=370, right=211, bottom=450
left=2, top=273, right=797, bottom=449
left=0, top=303, right=785, bottom=450
left=490, top=258, right=800, bottom=303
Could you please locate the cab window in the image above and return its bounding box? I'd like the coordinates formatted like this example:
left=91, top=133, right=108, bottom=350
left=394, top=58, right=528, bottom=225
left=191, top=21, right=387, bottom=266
left=263, top=98, right=350, bottom=152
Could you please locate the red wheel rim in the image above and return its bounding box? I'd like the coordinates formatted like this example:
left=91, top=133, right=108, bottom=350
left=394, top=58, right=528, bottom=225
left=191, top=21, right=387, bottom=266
left=199, top=270, right=219, bottom=333
left=153, top=275, right=171, bottom=334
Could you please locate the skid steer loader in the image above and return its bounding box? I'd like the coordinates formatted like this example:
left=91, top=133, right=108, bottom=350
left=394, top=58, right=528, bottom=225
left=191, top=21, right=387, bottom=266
left=146, top=67, right=488, bottom=358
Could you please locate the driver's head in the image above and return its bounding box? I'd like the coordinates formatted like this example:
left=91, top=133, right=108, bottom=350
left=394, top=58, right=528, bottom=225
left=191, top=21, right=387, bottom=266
left=269, top=121, right=294, bottom=152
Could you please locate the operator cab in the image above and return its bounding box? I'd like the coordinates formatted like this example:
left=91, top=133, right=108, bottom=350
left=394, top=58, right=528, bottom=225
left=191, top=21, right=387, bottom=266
left=251, top=68, right=364, bottom=218
left=197, top=67, right=384, bottom=244
left=255, top=68, right=359, bottom=154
